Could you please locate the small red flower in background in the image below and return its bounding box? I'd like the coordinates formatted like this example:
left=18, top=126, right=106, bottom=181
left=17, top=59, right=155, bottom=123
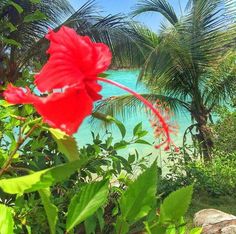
left=150, top=100, right=179, bottom=151
left=4, top=26, right=174, bottom=150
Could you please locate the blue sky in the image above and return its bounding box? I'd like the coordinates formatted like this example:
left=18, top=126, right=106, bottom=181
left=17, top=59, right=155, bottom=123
left=70, top=0, right=188, bottom=31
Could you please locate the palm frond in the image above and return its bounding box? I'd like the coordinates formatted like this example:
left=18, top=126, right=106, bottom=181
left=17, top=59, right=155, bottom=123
left=19, top=0, right=97, bottom=68
left=1, top=0, right=74, bottom=71
left=94, top=93, right=190, bottom=124
left=18, top=1, right=154, bottom=71
left=137, top=26, right=197, bottom=100
left=132, top=0, right=178, bottom=25
left=183, top=0, right=236, bottom=67
left=202, top=52, right=236, bottom=110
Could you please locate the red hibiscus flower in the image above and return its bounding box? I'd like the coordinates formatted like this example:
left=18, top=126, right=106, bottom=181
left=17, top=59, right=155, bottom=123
left=4, top=26, right=112, bottom=135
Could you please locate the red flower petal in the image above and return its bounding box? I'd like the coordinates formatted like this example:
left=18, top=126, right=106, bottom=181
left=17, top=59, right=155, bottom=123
left=4, top=85, right=93, bottom=135
left=35, top=87, right=93, bottom=134
left=85, top=81, right=102, bottom=101
left=34, top=26, right=112, bottom=93
left=3, top=84, right=38, bottom=104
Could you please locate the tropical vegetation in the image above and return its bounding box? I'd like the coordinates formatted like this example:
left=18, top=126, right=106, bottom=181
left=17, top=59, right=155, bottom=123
left=0, top=0, right=236, bottom=233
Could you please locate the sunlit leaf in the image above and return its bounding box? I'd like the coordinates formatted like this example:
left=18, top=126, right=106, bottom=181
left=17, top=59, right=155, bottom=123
left=66, top=180, right=109, bottom=232
left=189, top=227, right=203, bottom=234
left=9, top=1, right=23, bottom=14
left=1, top=38, right=21, bottom=48
left=0, top=158, right=87, bottom=194
left=49, top=128, right=80, bottom=161
left=159, top=185, right=193, bottom=223
left=0, top=204, right=14, bottom=234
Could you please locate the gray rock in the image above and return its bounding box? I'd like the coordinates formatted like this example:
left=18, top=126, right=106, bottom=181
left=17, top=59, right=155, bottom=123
left=194, top=209, right=236, bottom=234
left=221, top=225, right=236, bottom=234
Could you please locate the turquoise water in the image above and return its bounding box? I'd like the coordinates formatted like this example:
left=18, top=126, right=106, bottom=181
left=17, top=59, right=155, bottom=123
left=76, top=70, right=191, bottom=156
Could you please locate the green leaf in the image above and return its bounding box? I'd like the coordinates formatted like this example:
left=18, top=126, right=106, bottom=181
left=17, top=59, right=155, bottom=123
left=98, top=73, right=109, bottom=78
left=6, top=22, right=17, bottom=32
left=133, top=123, right=148, bottom=137
left=128, top=154, right=135, bottom=164
left=133, top=122, right=142, bottom=136
left=84, top=215, right=97, bottom=234
left=159, top=185, right=193, bottom=224
left=134, top=139, right=152, bottom=145
left=9, top=1, right=23, bottom=13
left=49, top=128, right=80, bottom=161
left=0, top=204, right=14, bottom=234
left=115, top=216, right=129, bottom=234
left=178, top=217, right=187, bottom=234
left=189, top=227, right=203, bottom=234
left=107, top=116, right=126, bottom=138
left=0, top=158, right=87, bottom=194
left=38, top=189, right=58, bottom=234
left=114, top=140, right=129, bottom=150
left=30, top=0, right=41, bottom=3
left=118, top=161, right=157, bottom=224
left=0, top=100, right=14, bottom=107
left=23, top=10, right=47, bottom=23
left=2, top=38, right=21, bottom=48
left=96, top=208, right=105, bottom=232
left=66, top=180, right=109, bottom=232
left=149, top=222, right=167, bottom=234
left=166, top=226, right=176, bottom=234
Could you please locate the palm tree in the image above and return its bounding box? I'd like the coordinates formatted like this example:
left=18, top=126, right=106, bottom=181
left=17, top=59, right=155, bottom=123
left=0, top=0, right=145, bottom=84
left=95, top=0, right=236, bottom=160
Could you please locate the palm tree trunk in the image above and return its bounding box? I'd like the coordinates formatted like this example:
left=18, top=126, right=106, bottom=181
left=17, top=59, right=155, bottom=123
left=198, top=123, right=213, bottom=161
left=192, top=111, right=213, bottom=161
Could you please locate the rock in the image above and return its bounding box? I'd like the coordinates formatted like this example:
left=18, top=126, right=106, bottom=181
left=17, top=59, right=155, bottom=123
left=222, top=225, right=236, bottom=234
left=202, top=220, right=236, bottom=234
left=194, top=209, right=236, bottom=234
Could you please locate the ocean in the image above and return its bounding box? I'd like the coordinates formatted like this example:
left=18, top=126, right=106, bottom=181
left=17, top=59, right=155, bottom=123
left=76, top=70, right=191, bottom=159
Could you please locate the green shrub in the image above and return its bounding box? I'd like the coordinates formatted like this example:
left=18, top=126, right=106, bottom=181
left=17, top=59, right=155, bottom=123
left=213, top=110, right=236, bottom=153
left=159, top=147, right=236, bottom=197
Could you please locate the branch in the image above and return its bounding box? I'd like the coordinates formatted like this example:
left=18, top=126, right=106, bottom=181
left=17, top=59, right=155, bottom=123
left=0, top=124, right=39, bottom=177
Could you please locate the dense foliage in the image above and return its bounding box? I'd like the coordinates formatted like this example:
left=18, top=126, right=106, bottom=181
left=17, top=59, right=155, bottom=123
left=213, top=109, right=236, bottom=153
left=1, top=1, right=236, bottom=234
left=0, top=98, right=201, bottom=233
left=160, top=147, right=236, bottom=197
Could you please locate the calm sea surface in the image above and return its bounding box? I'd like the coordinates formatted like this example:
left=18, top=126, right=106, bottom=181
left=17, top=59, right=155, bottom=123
left=76, top=70, right=191, bottom=158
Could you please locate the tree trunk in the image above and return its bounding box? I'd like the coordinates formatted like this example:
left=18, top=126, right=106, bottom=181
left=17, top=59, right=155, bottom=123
left=192, top=110, right=213, bottom=161
left=197, top=122, right=213, bottom=161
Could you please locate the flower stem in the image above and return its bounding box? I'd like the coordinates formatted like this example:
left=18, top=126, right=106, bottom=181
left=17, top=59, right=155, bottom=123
left=0, top=124, right=39, bottom=177
left=98, top=77, right=171, bottom=148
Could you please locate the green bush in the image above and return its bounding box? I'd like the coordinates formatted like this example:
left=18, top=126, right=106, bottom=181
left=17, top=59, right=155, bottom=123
left=213, top=110, right=236, bottom=153
left=159, top=147, right=236, bottom=197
